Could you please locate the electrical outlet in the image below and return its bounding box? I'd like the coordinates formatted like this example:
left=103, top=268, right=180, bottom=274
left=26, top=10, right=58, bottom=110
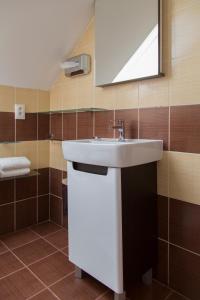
left=15, top=104, right=25, bottom=120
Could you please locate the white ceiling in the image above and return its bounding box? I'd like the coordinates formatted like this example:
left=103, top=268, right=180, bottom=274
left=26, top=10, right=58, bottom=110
left=0, top=0, right=94, bottom=90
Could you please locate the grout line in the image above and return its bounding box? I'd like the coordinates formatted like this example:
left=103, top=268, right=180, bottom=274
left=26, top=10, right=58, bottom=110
left=29, top=228, right=68, bottom=258
left=48, top=271, right=74, bottom=288
left=157, top=237, right=200, bottom=257
left=26, top=271, right=75, bottom=300
left=0, top=239, right=62, bottom=300
left=27, top=250, right=59, bottom=267
left=26, top=287, right=47, bottom=300
left=163, top=291, right=173, bottom=300
left=95, top=290, right=110, bottom=300
left=0, top=193, right=50, bottom=208
left=49, top=193, right=62, bottom=200
left=153, top=279, right=191, bottom=300
left=9, top=237, right=41, bottom=251
left=0, top=266, right=26, bottom=281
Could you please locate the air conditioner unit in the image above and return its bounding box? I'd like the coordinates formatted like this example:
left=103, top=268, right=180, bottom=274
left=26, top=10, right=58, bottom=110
left=60, top=54, right=91, bottom=77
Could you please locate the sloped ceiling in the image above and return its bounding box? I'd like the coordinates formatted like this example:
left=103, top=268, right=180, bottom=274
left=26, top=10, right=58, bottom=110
left=0, top=0, right=94, bottom=90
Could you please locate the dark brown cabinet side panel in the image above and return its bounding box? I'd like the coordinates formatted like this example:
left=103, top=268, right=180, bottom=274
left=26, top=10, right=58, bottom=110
left=121, top=162, right=157, bottom=289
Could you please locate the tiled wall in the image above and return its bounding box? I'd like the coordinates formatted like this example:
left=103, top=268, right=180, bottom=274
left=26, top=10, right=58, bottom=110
left=0, top=86, right=50, bottom=234
left=49, top=1, right=200, bottom=299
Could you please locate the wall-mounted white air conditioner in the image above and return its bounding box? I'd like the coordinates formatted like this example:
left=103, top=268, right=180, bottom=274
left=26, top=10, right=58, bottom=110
left=60, top=54, right=91, bottom=77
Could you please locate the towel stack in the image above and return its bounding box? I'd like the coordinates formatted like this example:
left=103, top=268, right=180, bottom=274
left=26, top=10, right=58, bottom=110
left=0, top=157, right=31, bottom=178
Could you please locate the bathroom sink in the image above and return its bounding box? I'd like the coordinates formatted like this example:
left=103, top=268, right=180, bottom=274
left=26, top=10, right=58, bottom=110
left=62, top=138, right=163, bottom=168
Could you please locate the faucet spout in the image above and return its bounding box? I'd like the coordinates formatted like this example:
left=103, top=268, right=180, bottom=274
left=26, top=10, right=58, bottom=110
left=112, top=120, right=125, bottom=141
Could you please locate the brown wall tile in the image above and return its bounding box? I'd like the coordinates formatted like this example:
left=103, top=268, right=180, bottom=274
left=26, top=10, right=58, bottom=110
left=153, top=240, right=168, bottom=285
left=50, top=168, right=62, bottom=197
left=50, top=195, right=62, bottom=226
left=63, top=113, right=76, bottom=140
left=170, top=198, right=200, bottom=254
left=0, top=180, right=14, bottom=205
left=94, top=111, right=114, bottom=138
left=169, top=245, right=200, bottom=300
left=139, top=107, right=169, bottom=150
left=170, top=105, right=200, bottom=153
left=38, top=168, right=49, bottom=196
left=16, top=176, right=37, bottom=201
left=0, top=112, right=15, bottom=142
left=16, top=113, right=37, bottom=141
left=38, top=113, right=50, bottom=140
left=16, top=198, right=37, bottom=230
left=50, top=113, right=62, bottom=140
left=115, top=109, right=138, bottom=139
left=157, top=195, right=168, bottom=241
left=38, top=195, right=49, bottom=223
left=0, top=203, right=14, bottom=235
left=77, top=112, right=93, bottom=139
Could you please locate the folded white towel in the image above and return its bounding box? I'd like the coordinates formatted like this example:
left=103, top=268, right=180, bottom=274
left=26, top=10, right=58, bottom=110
left=0, top=157, right=31, bottom=172
left=0, top=168, right=30, bottom=178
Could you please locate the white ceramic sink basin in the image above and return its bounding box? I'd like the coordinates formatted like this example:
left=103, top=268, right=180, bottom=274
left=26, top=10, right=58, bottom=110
left=62, top=138, right=163, bottom=168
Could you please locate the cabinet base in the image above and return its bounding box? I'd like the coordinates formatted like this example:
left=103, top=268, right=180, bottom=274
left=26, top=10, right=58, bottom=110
left=75, top=266, right=83, bottom=279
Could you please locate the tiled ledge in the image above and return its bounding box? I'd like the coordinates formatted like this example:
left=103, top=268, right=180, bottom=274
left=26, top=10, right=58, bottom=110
left=0, top=170, right=39, bottom=182
left=38, top=107, right=108, bottom=114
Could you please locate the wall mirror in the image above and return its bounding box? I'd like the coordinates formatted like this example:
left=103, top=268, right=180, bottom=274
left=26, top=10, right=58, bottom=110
left=95, top=0, right=163, bottom=86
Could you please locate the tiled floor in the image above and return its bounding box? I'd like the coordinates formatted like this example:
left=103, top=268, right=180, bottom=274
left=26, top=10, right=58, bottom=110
left=0, top=222, right=187, bottom=300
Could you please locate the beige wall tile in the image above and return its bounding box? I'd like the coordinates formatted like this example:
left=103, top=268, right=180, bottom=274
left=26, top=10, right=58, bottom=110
left=169, top=55, right=200, bottom=106
left=139, top=77, right=169, bottom=108
left=0, top=144, right=15, bottom=157
left=62, top=81, right=78, bottom=110
left=172, top=2, right=200, bottom=60
left=50, top=141, right=66, bottom=171
left=38, top=90, right=50, bottom=112
left=15, top=88, right=38, bottom=112
left=115, top=82, right=138, bottom=110
left=169, top=151, right=200, bottom=205
left=171, top=0, right=199, bottom=13
left=157, top=151, right=169, bottom=197
left=95, top=85, right=116, bottom=110
left=15, top=141, right=38, bottom=170
left=77, top=73, right=94, bottom=109
left=0, top=85, right=15, bottom=112
left=50, top=84, right=63, bottom=111
left=38, top=140, right=50, bottom=169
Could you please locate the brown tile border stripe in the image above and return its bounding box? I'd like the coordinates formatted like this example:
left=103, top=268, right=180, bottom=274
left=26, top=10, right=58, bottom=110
left=169, top=244, right=200, bottom=300
left=170, top=198, right=200, bottom=255
left=170, top=105, right=200, bottom=154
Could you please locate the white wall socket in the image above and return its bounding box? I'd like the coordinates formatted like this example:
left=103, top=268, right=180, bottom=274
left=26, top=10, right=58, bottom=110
left=15, top=104, right=25, bottom=120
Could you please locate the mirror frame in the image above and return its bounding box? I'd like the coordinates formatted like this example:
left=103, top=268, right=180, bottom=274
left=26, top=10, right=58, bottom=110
left=95, top=0, right=164, bottom=87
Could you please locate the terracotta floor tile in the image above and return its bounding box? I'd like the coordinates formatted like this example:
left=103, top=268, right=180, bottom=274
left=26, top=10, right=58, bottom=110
left=13, top=239, right=57, bottom=265
left=1, top=229, right=38, bottom=249
left=0, top=251, right=23, bottom=278
left=31, top=222, right=61, bottom=237
left=61, top=247, right=68, bottom=256
left=97, top=291, right=113, bottom=300
left=30, top=289, right=58, bottom=300
left=29, top=252, right=74, bottom=285
left=127, top=281, right=171, bottom=300
left=0, top=241, right=7, bottom=254
left=51, top=273, right=107, bottom=300
left=0, top=268, right=44, bottom=300
left=45, top=229, right=68, bottom=249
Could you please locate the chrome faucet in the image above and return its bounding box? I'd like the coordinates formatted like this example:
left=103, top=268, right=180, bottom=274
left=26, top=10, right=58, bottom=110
left=112, top=120, right=125, bottom=141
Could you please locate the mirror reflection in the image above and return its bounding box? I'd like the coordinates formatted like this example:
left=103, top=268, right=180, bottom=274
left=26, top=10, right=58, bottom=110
left=95, top=0, right=163, bottom=86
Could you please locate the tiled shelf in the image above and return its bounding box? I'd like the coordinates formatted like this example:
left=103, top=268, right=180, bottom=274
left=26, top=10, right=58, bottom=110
left=0, top=170, right=39, bottom=182
left=0, top=141, right=22, bottom=144
left=40, top=107, right=108, bottom=114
